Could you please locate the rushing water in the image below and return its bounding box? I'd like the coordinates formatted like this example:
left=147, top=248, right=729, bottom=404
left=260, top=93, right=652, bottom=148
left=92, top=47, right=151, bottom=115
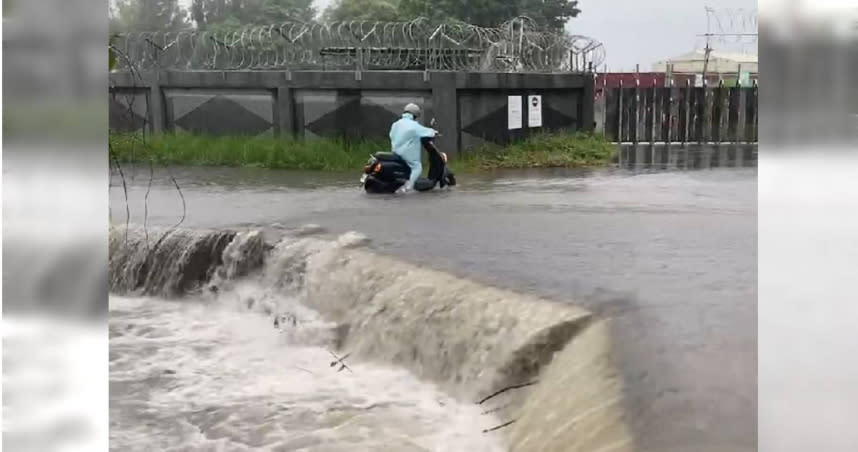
left=109, top=290, right=507, bottom=452
left=109, top=166, right=756, bottom=452
left=108, top=222, right=632, bottom=451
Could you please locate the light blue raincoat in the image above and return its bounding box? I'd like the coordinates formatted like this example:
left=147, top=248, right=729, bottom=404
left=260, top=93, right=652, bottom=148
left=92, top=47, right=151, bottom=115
left=390, top=113, right=436, bottom=189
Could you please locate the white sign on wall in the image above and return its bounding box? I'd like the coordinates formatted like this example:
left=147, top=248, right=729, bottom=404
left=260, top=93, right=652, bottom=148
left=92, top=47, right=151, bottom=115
left=507, top=95, right=522, bottom=130
left=528, top=95, right=543, bottom=128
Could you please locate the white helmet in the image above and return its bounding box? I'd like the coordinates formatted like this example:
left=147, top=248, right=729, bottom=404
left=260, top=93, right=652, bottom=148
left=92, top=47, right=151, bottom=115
left=403, top=103, right=421, bottom=117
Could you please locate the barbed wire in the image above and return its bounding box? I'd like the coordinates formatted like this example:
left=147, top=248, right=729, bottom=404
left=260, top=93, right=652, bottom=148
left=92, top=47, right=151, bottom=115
left=112, top=17, right=605, bottom=73
left=707, top=7, right=758, bottom=34
left=698, top=7, right=758, bottom=55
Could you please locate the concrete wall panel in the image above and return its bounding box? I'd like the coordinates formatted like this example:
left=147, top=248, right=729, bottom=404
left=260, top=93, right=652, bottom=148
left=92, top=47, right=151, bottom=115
left=459, top=89, right=582, bottom=149
left=110, top=71, right=595, bottom=153
left=109, top=88, right=151, bottom=133
left=163, top=89, right=274, bottom=136
left=295, top=89, right=432, bottom=140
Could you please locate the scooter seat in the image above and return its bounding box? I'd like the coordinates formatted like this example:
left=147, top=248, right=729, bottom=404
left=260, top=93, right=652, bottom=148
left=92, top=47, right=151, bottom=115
left=374, top=152, right=404, bottom=162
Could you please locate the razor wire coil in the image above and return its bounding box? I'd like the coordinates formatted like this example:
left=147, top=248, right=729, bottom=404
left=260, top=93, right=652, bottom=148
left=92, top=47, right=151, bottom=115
left=112, top=17, right=605, bottom=73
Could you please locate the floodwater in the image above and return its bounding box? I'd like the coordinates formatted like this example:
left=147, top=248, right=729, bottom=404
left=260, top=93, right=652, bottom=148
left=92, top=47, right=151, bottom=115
left=109, top=291, right=506, bottom=452
left=109, top=165, right=757, bottom=452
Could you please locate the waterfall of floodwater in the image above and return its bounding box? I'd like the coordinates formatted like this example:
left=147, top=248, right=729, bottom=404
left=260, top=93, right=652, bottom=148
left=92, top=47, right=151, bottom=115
left=109, top=224, right=632, bottom=451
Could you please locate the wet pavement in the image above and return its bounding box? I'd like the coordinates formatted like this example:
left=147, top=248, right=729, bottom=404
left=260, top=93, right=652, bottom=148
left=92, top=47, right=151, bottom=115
left=110, top=165, right=756, bottom=452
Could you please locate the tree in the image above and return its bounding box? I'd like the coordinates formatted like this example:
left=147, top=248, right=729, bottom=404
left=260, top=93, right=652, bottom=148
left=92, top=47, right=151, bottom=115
left=417, top=0, right=518, bottom=27
left=518, top=0, right=580, bottom=31
left=109, top=0, right=190, bottom=32
left=191, top=0, right=315, bottom=30
left=322, top=0, right=403, bottom=23
left=257, top=0, right=316, bottom=23
left=330, top=0, right=580, bottom=30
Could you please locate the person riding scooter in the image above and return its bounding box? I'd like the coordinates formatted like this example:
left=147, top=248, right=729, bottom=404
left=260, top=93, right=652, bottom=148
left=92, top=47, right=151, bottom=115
left=389, top=103, right=438, bottom=194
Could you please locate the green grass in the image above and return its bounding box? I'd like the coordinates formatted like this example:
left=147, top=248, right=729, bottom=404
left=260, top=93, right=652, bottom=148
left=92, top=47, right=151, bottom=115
left=454, top=132, right=616, bottom=171
left=109, top=131, right=616, bottom=173
left=110, top=132, right=382, bottom=171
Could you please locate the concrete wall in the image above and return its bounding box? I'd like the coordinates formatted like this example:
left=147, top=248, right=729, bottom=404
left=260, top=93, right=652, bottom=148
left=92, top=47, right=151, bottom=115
left=109, top=70, right=595, bottom=155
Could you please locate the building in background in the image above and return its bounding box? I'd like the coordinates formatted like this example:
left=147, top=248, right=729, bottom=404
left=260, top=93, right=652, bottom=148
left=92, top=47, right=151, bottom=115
left=594, top=49, right=757, bottom=91
left=652, top=49, right=758, bottom=86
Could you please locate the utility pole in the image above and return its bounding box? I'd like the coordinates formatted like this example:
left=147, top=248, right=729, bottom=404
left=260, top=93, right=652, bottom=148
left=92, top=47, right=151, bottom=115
left=701, top=6, right=713, bottom=86
left=697, top=6, right=758, bottom=85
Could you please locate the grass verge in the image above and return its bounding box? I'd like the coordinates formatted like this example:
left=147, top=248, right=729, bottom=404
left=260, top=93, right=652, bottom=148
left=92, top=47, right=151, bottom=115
left=455, top=132, right=616, bottom=171
left=109, top=131, right=616, bottom=172
left=109, top=133, right=381, bottom=171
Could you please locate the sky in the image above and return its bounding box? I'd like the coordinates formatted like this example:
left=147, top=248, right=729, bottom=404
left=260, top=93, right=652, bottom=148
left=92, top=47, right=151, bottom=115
left=309, top=0, right=758, bottom=71
left=559, top=0, right=758, bottom=71
left=175, top=0, right=760, bottom=71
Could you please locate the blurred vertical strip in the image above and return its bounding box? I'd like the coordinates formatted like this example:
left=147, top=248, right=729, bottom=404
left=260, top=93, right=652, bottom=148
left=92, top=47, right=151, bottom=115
left=3, top=0, right=109, bottom=451
left=759, top=2, right=858, bottom=452
left=759, top=0, right=858, bottom=147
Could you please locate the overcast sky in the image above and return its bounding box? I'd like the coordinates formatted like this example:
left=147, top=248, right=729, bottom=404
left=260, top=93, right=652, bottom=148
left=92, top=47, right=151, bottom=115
left=175, top=0, right=759, bottom=71
left=310, top=0, right=758, bottom=71
left=559, top=0, right=757, bottom=71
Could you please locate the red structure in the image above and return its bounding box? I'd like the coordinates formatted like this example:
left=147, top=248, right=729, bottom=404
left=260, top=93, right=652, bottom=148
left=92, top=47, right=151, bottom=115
left=596, top=72, right=666, bottom=88
left=595, top=72, right=753, bottom=90
left=592, top=72, right=754, bottom=101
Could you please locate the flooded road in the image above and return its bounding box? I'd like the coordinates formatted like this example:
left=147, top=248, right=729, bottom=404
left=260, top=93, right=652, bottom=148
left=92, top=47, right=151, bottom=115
left=110, top=166, right=756, bottom=452
left=109, top=293, right=505, bottom=452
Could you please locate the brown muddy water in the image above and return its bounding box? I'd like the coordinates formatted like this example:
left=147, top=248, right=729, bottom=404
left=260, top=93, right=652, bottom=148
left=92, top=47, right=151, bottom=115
left=109, top=166, right=756, bottom=452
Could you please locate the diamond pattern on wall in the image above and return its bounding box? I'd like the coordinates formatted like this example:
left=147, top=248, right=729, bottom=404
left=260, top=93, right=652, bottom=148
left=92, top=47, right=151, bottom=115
left=306, top=98, right=400, bottom=139
left=542, top=102, right=576, bottom=129
left=461, top=97, right=578, bottom=145
left=175, top=96, right=272, bottom=136
left=109, top=97, right=148, bottom=132
left=461, top=105, right=510, bottom=145
left=109, top=90, right=150, bottom=132
left=361, top=91, right=433, bottom=119
left=294, top=90, right=339, bottom=139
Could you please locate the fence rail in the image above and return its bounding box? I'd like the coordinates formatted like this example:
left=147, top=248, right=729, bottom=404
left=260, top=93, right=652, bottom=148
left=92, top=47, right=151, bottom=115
left=600, top=81, right=758, bottom=145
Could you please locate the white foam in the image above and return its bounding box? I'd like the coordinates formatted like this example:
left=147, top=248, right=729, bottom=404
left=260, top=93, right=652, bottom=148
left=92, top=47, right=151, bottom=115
left=109, top=294, right=507, bottom=451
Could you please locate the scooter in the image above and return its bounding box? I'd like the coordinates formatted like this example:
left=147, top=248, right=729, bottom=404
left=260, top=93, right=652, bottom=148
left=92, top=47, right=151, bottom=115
left=360, top=118, right=457, bottom=194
